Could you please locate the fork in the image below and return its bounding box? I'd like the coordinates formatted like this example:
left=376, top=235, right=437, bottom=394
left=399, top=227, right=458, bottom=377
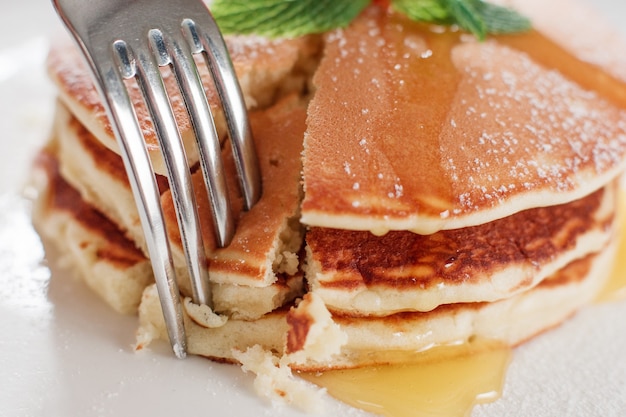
left=51, top=0, right=262, bottom=358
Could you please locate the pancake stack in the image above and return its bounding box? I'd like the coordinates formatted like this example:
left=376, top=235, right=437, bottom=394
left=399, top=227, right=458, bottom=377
left=32, top=0, right=626, bottom=377
left=34, top=33, right=320, bottom=317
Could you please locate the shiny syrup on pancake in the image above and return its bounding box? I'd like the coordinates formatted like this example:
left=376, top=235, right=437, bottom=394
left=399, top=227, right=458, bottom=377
left=303, top=5, right=626, bottom=234
left=300, top=24, right=506, bottom=417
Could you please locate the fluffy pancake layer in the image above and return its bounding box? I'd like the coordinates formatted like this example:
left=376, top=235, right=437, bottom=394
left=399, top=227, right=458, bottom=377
left=33, top=0, right=626, bottom=375
left=162, top=96, right=306, bottom=289
left=47, top=33, right=320, bottom=176
left=161, top=96, right=307, bottom=318
left=301, top=6, right=626, bottom=235
left=305, top=183, right=616, bottom=316
left=32, top=148, right=152, bottom=315
left=42, top=95, right=309, bottom=320
left=136, top=242, right=616, bottom=371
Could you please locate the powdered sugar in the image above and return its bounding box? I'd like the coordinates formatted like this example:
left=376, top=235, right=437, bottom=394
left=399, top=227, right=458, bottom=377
left=441, top=41, right=626, bottom=211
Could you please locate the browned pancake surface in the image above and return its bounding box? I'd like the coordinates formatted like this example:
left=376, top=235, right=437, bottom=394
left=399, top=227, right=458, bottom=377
left=306, top=184, right=615, bottom=315
left=47, top=33, right=318, bottom=175
left=34, top=150, right=145, bottom=268
left=332, top=248, right=595, bottom=327
left=161, top=96, right=306, bottom=287
left=301, top=7, right=626, bottom=234
left=309, top=187, right=607, bottom=288
left=66, top=115, right=170, bottom=194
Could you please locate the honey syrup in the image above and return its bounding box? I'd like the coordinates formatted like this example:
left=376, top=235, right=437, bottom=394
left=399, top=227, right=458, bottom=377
left=301, top=339, right=510, bottom=417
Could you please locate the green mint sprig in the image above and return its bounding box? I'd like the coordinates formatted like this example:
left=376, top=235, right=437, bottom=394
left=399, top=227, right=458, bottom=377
left=209, top=0, right=370, bottom=38
left=210, top=0, right=531, bottom=41
left=393, top=0, right=532, bottom=40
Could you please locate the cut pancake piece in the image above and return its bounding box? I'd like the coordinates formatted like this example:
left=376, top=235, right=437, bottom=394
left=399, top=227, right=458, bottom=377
left=31, top=143, right=304, bottom=318
left=31, top=148, right=152, bottom=315
left=305, top=183, right=616, bottom=316
left=161, top=95, right=308, bottom=318
left=137, top=239, right=616, bottom=371
left=47, top=33, right=320, bottom=176
left=301, top=7, right=626, bottom=235
left=51, top=95, right=308, bottom=320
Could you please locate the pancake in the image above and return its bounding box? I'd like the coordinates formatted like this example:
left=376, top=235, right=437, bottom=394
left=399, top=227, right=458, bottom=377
left=161, top=95, right=307, bottom=318
left=305, top=183, right=616, bottom=316
left=47, top=32, right=320, bottom=176
left=31, top=148, right=152, bottom=315
left=32, top=0, right=626, bottom=404
left=300, top=6, right=626, bottom=235
left=137, top=240, right=616, bottom=371
left=53, top=102, right=152, bottom=255
left=41, top=95, right=308, bottom=319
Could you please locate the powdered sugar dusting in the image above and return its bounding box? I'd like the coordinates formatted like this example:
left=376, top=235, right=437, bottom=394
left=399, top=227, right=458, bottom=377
left=303, top=7, right=626, bottom=233
left=225, top=35, right=285, bottom=61
left=441, top=41, right=626, bottom=212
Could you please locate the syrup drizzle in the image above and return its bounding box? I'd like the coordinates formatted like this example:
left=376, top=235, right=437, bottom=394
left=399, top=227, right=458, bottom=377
left=301, top=339, right=511, bottom=417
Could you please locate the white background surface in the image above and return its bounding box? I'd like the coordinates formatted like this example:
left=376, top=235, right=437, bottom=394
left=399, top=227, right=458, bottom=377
left=1, top=1, right=626, bottom=416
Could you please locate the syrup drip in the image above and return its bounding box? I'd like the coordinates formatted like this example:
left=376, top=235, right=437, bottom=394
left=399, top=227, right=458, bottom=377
left=301, top=339, right=511, bottom=417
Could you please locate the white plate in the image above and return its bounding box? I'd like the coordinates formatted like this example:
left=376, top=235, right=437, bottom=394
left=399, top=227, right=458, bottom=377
left=1, top=1, right=626, bottom=416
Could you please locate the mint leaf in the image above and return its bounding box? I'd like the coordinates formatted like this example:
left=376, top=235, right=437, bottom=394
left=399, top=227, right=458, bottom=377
left=391, top=0, right=530, bottom=40
left=210, top=0, right=371, bottom=38
left=447, top=0, right=487, bottom=39
left=210, top=0, right=531, bottom=40
left=392, top=0, right=451, bottom=23
left=473, top=0, right=531, bottom=35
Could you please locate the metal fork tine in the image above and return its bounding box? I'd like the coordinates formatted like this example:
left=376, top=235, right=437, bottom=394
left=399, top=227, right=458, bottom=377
left=169, top=26, right=236, bottom=248
left=137, top=31, right=212, bottom=308
left=183, top=17, right=262, bottom=210
left=51, top=0, right=263, bottom=359
left=107, top=40, right=188, bottom=358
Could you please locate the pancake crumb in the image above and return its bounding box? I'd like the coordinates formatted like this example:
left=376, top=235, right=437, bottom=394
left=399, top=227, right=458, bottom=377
left=232, top=345, right=327, bottom=414
left=183, top=297, right=228, bottom=329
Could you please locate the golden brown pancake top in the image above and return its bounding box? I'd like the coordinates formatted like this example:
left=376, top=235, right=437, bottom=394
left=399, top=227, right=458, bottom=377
left=301, top=7, right=626, bottom=234
left=47, top=33, right=316, bottom=155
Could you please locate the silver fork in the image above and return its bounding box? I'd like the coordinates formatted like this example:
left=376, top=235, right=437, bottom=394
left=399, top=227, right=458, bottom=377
left=52, top=0, right=262, bottom=358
